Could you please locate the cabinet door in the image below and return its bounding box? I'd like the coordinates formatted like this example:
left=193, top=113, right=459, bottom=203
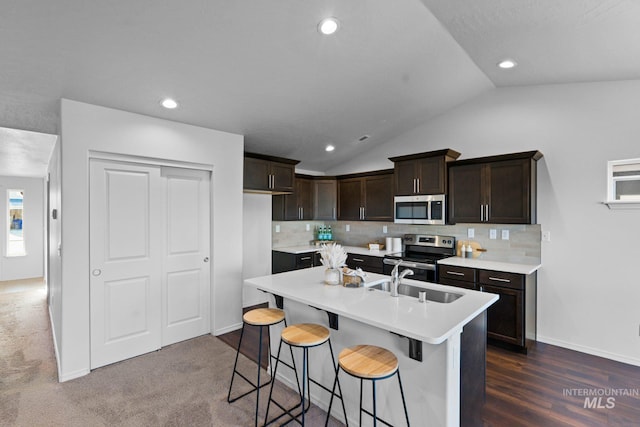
left=439, top=265, right=476, bottom=285
left=363, top=174, right=393, bottom=221
left=270, top=162, right=295, bottom=192
left=338, top=178, right=363, bottom=220
left=394, top=160, right=417, bottom=196
left=295, top=253, right=315, bottom=269
left=244, top=157, right=271, bottom=191
left=417, top=156, right=446, bottom=194
left=296, top=178, right=314, bottom=220
left=314, top=180, right=337, bottom=220
left=482, top=284, right=524, bottom=346
left=346, top=253, right=384, bottom=274
left=486, top=159, right=532, bottom=224
left=272, top=193, right=299, bottom=221
left=448, top=163, right=484, bottom=223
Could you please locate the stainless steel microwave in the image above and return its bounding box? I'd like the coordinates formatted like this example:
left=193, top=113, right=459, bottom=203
left=394, top=194, right=446, bottom=225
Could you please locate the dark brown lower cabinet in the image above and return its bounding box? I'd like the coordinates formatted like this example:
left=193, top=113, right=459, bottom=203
left=439, top=265, right=536, bottom=352
left=272, top=251, right=320, bottom=274
left=345, top=253, right=384, bottom=274
left=481, top=284, right=523, bottom=346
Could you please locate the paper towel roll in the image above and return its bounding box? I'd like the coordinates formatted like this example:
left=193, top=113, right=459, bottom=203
left=385, top=237, right=393, bottom=251
left=392, top=237, right=402, bottom=253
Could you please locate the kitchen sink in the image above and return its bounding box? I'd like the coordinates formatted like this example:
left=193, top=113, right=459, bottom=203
left=367, top=281, right=463, bottom=303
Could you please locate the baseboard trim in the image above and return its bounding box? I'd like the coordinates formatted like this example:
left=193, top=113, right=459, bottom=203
left=213, top=322, right=242, bottom=336
left=58, top=367, right=91, bottom=382
left=537, top=334, right=640, bottom=367
left=48, top=305, right=91, bottom=382
left=48, top=305, right=62, bottom=381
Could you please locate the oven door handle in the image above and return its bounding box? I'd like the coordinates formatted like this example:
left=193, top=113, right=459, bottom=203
left=383, top=258, right=436, bottom=271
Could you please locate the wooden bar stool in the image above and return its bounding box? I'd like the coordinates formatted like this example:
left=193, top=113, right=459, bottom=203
left=326, top=345, right=410, bottom=426
left=227, top=308, right=296, bottom=427
left=264, top=323, right=347, bottom=426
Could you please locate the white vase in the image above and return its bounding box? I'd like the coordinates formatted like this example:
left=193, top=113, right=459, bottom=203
left=324, top=268, right=340, bottom=285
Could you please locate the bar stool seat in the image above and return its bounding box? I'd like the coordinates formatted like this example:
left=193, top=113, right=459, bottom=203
left=338, top=345, right=398, bottom=379
left=243, top=308, right=286, bottom=326
left=227, top=307, right=289, bottom=427
left=264, top=323, right=346, bottom=426
left=327, top=344, right=410, bottom=426
left=281, top=323, right=330, bottom=347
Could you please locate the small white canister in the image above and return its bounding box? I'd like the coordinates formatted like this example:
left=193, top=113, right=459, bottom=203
left=392, top=237, right=402, bottom=253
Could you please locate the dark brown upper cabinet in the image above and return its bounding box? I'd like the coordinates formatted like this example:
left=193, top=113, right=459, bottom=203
left=337, top=170, right=394, bottom=221
left=313, top=178, right=337, bottom=220
left=243, top=152, right=299, bottom=194
left=389, top=149, right=461, bottom=196
left=272, top=175, right=314, bottom=221
left=448, top=151, right=543, bottom=224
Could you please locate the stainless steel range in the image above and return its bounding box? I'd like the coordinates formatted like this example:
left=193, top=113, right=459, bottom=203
left=383, top=234, right=456, bottom=282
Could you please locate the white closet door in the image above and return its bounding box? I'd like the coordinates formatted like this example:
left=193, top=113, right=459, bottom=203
left=161, top=167, right=211, bottom=346
left=90, top=160, right=162, bottom=369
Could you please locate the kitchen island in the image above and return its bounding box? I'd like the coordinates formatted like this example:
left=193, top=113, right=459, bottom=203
left=244, top=267, right=498, bottom=427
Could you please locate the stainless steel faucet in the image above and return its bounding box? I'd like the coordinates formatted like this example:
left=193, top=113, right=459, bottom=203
left=390, top=263, right=414, bottom=297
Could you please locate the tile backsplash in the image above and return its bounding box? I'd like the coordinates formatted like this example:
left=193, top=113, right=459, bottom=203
left=272, top=220, right=541, bottom=264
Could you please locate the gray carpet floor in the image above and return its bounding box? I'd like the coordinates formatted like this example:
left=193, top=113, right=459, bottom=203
left=0, top=279, right=340, bottom=426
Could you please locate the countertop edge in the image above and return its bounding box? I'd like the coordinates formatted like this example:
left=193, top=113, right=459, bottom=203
left=244, top=269, right=498, bottom=345
left=437, top=257, right=542, bottom=275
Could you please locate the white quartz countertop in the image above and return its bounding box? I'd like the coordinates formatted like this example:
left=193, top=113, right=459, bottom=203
left=273, top=245, right=400, bottom=257
left=244, top=266, right=498, bottom=345
left=437, top=257, right=541, bottom=275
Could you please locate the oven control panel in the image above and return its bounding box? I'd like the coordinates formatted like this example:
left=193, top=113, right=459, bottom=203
left=403, top=234, right=455, bottom=248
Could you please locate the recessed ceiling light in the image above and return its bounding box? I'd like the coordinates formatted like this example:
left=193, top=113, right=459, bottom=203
left=161, top=98, right=178, bottom=109
left=497, top=59, right=517, bottom=69
left=318, top=17, right=340, bottom=35
left=325, top=144, right=335, bottom=152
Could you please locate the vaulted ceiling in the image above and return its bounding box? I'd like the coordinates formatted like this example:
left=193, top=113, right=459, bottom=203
left=1, top=0, right=639, bottom=175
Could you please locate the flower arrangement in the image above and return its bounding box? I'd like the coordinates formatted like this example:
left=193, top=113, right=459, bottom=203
left=318, top=243, right=348, bottom=270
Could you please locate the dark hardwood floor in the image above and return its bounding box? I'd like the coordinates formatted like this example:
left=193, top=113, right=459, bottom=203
left=482, top=341, right=640, bottom=426
left=218, top=324, right=640, bottom=426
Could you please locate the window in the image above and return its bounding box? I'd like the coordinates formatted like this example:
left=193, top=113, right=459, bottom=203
left=605, top=159, right=640, bottom=209
left=7, top=189, right=26, bottom=256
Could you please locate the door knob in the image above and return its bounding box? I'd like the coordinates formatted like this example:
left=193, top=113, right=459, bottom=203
left=92, top=269, right=102, bottom=276
left=203, top=257, right=209, bottom=263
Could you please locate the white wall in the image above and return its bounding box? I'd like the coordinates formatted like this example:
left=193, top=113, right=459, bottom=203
left=327, top=80, right=640, bottom=366
left=57, top=99, right=244, bottom=381
left=0, top=175, right=44, bottom=281
left=242, top=193, right=271, bottom=308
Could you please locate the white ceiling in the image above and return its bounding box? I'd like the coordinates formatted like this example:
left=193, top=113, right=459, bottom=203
left=1, top=0, right=639, bottom=174
left=0, top=127, right=56, bottom=177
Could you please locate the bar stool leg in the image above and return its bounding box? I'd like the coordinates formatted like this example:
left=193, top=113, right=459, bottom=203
left=359, top=378, right=364, bottom=427
left=227, top=323, right=246, bottom=403
left=372, top=379, right=377, bottom=427
left=263, top=339, right=282, bottom=426
left=397, top=371, right=410, bottom=426
left=253, top=325, right=264, bottom=427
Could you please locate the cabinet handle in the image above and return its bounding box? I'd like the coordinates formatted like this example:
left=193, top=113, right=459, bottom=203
left=486, top=204, right=490, bottom=222
left=416, top=178, right=420, bottom=193
left=352, top=258, right=364, bottom=262
left=268, top=174, right=273, bottom=189
left=488, top=276, right=511, bottom=283
left=333, top=207, right=336, bottom=219
left=300, top=256, right=311, bottom=261
left=413, top=179, right=416, bottom=193
left=480, top=205, right=484, bottom=222
left=446, top=271, right=465, bottom=276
